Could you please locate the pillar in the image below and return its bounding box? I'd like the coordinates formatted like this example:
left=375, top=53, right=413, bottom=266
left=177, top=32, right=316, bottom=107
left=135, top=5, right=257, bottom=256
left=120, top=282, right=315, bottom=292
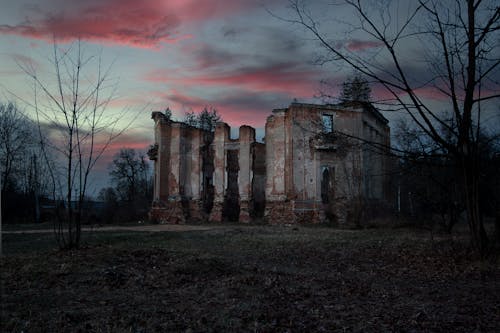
left=209, top=122, right=229, bottom=222
left=238, top=125, right=255, bottom=222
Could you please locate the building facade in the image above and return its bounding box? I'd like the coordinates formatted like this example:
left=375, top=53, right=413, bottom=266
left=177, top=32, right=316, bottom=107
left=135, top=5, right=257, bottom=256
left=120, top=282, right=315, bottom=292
left=149, top=102, right=390, bottom=224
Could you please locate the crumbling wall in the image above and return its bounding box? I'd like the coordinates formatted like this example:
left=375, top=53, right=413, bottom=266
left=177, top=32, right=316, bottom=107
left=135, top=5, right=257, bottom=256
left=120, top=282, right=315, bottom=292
left=264, top=109, right=294, bottom=224
left=150, top=118, right=208, bottom=224
left=210, top=124, right=257, bottom=223
left=150, top=102, right=391, bottom=225
left=289, top=105, right=322, bottom=223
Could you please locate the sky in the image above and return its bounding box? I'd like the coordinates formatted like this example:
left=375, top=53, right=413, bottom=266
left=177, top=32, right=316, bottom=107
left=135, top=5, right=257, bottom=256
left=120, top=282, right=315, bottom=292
left=0, top=0, right=329, bottom=129
left=0, top=0, right=498, bottom=196
left=0, top=0, right=343, bottom=194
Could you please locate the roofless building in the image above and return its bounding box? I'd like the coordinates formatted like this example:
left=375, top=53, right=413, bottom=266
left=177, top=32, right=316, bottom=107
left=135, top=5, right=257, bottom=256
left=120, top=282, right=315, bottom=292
left=149, top=102, right=390, bottom=224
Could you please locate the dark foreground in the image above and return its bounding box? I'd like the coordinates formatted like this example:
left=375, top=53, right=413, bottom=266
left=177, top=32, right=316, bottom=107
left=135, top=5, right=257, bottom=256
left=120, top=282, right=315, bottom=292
left=1, top=225, right=499, bottom=332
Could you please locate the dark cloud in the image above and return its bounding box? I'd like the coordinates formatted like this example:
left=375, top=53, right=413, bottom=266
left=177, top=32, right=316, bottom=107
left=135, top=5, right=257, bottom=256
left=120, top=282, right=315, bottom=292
left=188, top=43, right=241, bottom=70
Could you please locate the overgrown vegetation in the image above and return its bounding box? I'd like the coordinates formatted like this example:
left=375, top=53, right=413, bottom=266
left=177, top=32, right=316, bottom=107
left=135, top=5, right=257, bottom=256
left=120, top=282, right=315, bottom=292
left=183, top=106, right=221, bottom=132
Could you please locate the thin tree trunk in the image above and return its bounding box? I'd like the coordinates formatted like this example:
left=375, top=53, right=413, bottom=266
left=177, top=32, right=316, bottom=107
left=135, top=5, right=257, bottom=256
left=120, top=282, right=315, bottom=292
left=462, top=155, right=488, bottom=258
left=495, top=208, right=500, bottom=247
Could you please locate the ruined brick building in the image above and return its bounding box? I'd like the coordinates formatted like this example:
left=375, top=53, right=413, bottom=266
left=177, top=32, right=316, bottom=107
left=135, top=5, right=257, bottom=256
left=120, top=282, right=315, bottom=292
left=149, top=102, right=390, bottom=224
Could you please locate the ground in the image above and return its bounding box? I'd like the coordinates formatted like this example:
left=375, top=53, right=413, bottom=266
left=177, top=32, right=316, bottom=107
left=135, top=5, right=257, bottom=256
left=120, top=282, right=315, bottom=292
left=1, top=223, right=499, bottom=332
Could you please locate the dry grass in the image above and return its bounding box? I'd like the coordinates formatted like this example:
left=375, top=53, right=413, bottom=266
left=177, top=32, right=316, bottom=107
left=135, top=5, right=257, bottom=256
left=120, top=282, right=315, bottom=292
left=1, top=225, right=499, bottom=332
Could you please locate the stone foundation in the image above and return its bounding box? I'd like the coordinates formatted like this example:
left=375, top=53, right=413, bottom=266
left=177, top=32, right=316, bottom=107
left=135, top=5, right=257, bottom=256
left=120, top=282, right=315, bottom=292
left=265, top=201, right=294, bottom=224
left=264, top=200, right=328, bottom=224
left=293, top=200, right=323, bottom=224
left=239, top=200, right=251, bottom=223
left=184, top=200, right=204, bottom=222
left=209, top=201, right=223, bottom=222
left=149, top=200, right=185, bottom=224
left=150, top=197, right=349, bottom=225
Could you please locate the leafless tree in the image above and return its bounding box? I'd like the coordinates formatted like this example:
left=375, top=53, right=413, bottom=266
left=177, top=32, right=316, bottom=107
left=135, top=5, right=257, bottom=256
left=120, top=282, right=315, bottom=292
left=0, top=102, right=35, bottom=191
left=0, top=102, right=50, bottom=223
left=110, top=148, right=150, bottom=202
left=283, top=0, right=499, bottom=257
left=394, top=119, right=465, bottom=231
left=19, top=40, right=134, bottom=249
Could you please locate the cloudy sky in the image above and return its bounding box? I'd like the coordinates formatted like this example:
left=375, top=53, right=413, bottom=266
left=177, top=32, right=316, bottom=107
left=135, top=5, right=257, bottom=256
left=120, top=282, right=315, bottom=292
left=0, top=0, right=498, bottom=194
left=0, top=0, right=331, bottom=127
left=0, top=0, right=346, bottom=192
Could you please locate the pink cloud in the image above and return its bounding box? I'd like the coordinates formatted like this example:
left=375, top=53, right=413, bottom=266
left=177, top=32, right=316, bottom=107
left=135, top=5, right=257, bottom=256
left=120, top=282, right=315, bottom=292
left=93, top=135, right=153, bottom=172
left=0, top=0, right=259, bottom=48
left=413, top=86, right=449, bottom=101
left=158, top=89, right=283, bottom=127
left=146, top=63, right=320, bottom=98
left=219, top=108, right=271, bottom=127
left=369, top=84, right=449, bottom=102
left=370, top=83, right=499, bottom=103
left=100, top=141, right=152, bottom=160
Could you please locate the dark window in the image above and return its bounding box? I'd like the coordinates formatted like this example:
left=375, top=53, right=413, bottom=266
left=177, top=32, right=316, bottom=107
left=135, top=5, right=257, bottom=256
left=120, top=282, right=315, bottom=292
left=321, top=166, right=335, bottom=204
left=321, top=168, right=330, bottom=204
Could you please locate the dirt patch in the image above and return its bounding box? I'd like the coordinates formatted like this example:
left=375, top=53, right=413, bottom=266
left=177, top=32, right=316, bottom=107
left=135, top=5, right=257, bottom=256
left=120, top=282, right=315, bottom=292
left=1, top=227, right=499, bottom=332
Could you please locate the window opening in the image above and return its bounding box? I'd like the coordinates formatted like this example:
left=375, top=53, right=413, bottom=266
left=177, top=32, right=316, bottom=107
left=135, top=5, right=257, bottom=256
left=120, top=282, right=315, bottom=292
left=322, top=114, right=334, bottom=133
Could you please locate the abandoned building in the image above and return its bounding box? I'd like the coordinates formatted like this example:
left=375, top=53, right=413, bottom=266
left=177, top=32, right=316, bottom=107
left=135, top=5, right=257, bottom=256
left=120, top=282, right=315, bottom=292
left=148, top=102, right=390, bottom=224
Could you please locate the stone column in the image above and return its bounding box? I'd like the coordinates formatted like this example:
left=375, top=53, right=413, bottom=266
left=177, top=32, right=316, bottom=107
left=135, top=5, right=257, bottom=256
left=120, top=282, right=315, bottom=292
left=189, top=127, right=203, bottom=221
left=209, top=122, right=229, bottom=222
left=265, top=110, right=286, bottom=201
left=238, top=126, right=255, bottom=223
left=151, top=112, right=171, bottom=203
left=169, top=123, right=181, bottom=196
left=149, top=112, right=173, bottom=223
left=167, top=123, right=184, bottom=223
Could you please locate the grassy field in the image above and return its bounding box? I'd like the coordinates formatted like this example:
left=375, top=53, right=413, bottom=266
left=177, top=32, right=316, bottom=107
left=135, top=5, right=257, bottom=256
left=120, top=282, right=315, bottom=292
left=1, top=224, right=499, bottom=332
